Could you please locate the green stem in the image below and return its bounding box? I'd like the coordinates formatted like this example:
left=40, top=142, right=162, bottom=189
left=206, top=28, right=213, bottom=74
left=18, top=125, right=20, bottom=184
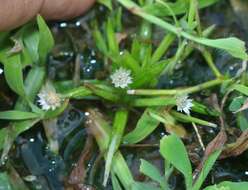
left=131, top=97, right=176, bottom=107
left=128, top=78, right=224, bottom=96
left=201, top=49, right=222, bottom=78
left=170, top=111, right=217, bottom=128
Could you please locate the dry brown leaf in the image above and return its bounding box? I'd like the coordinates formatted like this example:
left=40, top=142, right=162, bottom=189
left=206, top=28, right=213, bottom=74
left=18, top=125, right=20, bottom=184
left=193, top=129, right=227, bottom=179
left=221, top=129, right=248, bottom=159
left=68, top=136, right=93, bottom=186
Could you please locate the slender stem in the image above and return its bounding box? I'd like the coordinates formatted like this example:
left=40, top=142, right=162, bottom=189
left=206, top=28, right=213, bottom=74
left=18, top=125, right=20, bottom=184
left=171, top=111, right=217, bottom=128
left=201, top=49, right=222, bottom=78
left=131, top=97, right=176, bottom=107
left=128, top=78, right=224, bottom=96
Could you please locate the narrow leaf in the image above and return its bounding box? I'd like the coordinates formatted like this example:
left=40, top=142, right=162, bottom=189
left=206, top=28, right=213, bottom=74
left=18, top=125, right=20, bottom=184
left=193, top=150, right=222, bottom=190
left=37, top=15, right=54, bottom=64
left=0, top=111, right=40, bottom=120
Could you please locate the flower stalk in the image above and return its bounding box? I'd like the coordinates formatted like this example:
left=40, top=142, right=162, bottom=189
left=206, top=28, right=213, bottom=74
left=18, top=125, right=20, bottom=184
left=127, top=78, right=224, bottom=96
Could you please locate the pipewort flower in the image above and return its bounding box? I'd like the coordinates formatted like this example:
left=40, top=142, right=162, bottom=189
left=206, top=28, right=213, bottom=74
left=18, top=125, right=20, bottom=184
left=176, top=94, right=193, bottom=115
left=110, top=67, right=132, bottom=88
left=37, top=82, right=62, bottom=111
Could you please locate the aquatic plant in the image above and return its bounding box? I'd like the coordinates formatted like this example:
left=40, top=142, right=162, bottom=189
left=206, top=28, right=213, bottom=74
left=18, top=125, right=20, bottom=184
left=1, top=0, right=248, bottom=189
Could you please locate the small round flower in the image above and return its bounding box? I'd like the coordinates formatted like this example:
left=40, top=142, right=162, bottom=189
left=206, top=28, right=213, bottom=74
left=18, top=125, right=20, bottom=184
left=110, top=67, right=133, bottom=88
left=176, top=94, right=193, bottom=115
left=0, top=68, right=3, bottom=75
left=37, top=82, right=62, bottom=111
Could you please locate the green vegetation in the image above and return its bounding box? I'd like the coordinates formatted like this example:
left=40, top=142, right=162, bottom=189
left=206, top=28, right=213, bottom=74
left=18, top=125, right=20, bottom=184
left=1, top=0, right=248, bottom=189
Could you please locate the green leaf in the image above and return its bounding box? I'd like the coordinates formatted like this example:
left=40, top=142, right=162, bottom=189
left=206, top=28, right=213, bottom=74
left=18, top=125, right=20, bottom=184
left=123, top=108, right=160, bottom=144
left=37, top=15, right=54, bottom=64
left=106, top=18, right=119, bottom=56
left=4, top=54, right=26, bottom=97
left=111, top=173, right=123, bottom=190
left=0, top=173, right=12, bottom=190
left=104, top=109, right=129, bottom=186
left=140, top=159, right=165, bottom=187
left=232, top=84, right=248, bottom=96
left=131, top=182, right=161, bottom=190
left=0, top=111, right=40, bottom=120
left=237, top=113, right=248, bottom=131
left=23, top=27, right=40, bottom=63
left=143, top=0, right=220, bottom=17
left=192, top=101, right=220, bottom=117
left=228, top=96, right=246, bottom=112
left=93, top=24, right=108, bottom=55
left=117, top=0, right=248, bottom=60
left=193, top=150, right=222, bottom=190
left=204, top=181, right=248, bottom=190
left=193, top=37, right=248, bottom=60
left=160, top=134, right=192, bottom=189
left=0, top=119, right=40, bottom=150
left=98, top=0, right=112, bottom=10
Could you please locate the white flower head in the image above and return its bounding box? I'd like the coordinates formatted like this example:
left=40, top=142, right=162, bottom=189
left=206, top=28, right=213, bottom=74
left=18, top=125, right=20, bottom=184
left=37, top=82, right=62, bottom=111
left=0, top=68, right=3, bottom=75
left=110, top=67, right=132, bottom=88
left=176, top=94, right=193, bottom=115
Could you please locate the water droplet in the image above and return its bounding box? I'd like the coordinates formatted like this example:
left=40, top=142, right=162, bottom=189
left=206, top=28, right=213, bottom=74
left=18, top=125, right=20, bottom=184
left=48, top=168, right=54, bottom=173
left=160, top=132, right=165, bottom=136
left=90, top=59, right=96, bottom=64
left=35, top=184, right=42, bottom=189
left=51, top=160, right=56, bottom=165
left=24, top=175, right=37, bottom=182
left=75, top=21, right=81, bottom=26
left=59, top=22, right=67, bottom=28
